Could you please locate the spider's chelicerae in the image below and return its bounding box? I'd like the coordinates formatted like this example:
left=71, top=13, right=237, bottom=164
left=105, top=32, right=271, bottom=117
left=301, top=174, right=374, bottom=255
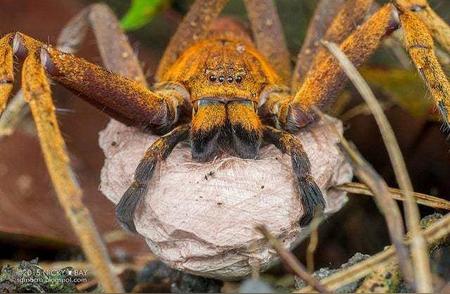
left=0, top=0, right=449, bottom=289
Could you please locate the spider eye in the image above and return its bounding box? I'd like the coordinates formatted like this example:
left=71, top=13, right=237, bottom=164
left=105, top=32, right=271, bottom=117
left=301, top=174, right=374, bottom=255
left=235, top=75, right=242, bottom=83
left=227, top=76, right=233, bottom=83
left=218, top=76, right=225, bottom=83
left=209, top=75, right=217, bottom=82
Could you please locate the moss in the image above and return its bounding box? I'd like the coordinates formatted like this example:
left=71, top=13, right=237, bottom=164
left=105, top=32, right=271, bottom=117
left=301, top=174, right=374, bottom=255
left=0, top=260, right=78, bottom=293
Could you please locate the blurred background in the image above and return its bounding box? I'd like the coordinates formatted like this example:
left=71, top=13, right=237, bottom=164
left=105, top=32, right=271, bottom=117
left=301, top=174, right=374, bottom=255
left=0, top=0, right=449, bottom=292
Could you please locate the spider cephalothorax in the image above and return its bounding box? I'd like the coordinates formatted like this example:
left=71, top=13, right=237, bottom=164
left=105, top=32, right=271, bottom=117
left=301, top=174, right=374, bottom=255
left=166, top=33, right=279, bottom=160
left=1, top=0, right=449, bottom=291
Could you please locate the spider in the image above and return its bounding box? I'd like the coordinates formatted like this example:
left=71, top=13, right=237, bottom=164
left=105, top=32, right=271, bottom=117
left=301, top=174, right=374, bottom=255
left=0, top=0, right=449, bottom=290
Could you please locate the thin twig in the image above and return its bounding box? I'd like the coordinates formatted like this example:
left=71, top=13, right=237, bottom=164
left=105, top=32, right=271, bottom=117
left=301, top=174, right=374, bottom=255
left=314, top=108, right=414, bottom=287
left=339, top=100, right=394, bottom=121
left=76, top=279, right=98, bottom=292
left=306, top=212, right=323, bottom=273
left=336, top=182, right=450, bottom=210
left=323, top=40, right=433, bottom=292
left=255, top=225, right=331, bottom=293
left=296, top=212, right=450, bottom=293
left=0, top=90, right=29, bottom=138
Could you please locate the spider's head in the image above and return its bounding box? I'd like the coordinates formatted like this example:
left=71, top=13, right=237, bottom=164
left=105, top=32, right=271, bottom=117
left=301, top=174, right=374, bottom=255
left=162, top=37, right=284, bottom=161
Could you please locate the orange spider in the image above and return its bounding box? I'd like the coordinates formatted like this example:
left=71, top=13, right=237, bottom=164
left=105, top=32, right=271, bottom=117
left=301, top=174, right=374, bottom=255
left=0, top=0, right=448, bottom=291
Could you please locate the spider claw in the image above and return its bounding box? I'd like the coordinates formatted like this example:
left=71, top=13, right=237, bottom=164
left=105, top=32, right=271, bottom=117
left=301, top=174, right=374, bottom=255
left=298, top=178, right=325, bottom=227
left=115, top=183, right=145, bottom=233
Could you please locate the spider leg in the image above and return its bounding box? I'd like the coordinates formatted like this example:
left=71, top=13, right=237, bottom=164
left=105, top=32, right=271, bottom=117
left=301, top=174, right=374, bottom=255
left=261, top=4, right=398, bottom=132
left=292, top=0, right=374, bottom=91
left=0, top=32, right=187, bottom=132
left=399, top=10, right=450, bottom=125
left=396, top=0, right=450, bottom=53
left=292, top=0, right=346, bottom=88
left=155, top=0, right=229, bottom=80
left=57, top=3, right=147, bottom=84
left=263, top=125, right=325, bottom=226
left=243, top=0, right=291, bottom=84
left=0, top=4, right=149, bottom=136
left=19, top=39, right=122, bottom=292
left=116, top=124, right=190, bottom=232
left=0, top=35, right=13, bottom=113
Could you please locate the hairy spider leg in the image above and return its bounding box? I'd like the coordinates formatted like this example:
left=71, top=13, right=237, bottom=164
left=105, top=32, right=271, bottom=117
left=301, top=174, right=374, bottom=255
left=263, top=126, right=325, bottom=226
left=293, top=0, right=374, bottom=91
left=0, top=36, right=13, bottom=113
left=399, top=10, right=450, bottom=126
left=395, top=0, right=450, bottom=53
left=261, top=4, right=399, bottom=132
left=0, top=3, right=148, bottom=137
left=0, top=33, right=123, bottom=292
left=244, top=0, right=291, bottom=84
left=292, top=0, right=346, bottom=87
left=116, top=124, right=190, bottom=232
left=57, top=3, right=147, bottom=85
left=2, top=32, right=188, bottom=132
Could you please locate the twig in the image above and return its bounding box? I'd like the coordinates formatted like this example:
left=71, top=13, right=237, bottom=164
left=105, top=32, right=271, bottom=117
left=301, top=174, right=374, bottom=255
left=323, top=40, right=433, bottom=292
left=76, top=279, right=98, bottom=292
left=306, top=212, right=323, bottom=273
left=314, top=108, right=414, bottom=288
left=255, top=225, right=331, bottom=293
left=340, top=100, right=394, bottom=121
left=296, top=212, right=450, bottom=293
left=0, top=90, right=29, bottom=138
left=336, top=182, right=450, bottom=210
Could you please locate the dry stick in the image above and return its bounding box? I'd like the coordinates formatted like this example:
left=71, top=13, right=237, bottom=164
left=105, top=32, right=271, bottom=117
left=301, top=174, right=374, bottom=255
left=296, top=212, right=450, bottom=293
left=76, top=279, right=99, bottom=292
left=322, top=40, right=433, bottom=292
left=0, top=90, right=28, bottom=137
left=306, top=212, right=323, bottom=273
left=314, top=108, right=413, bottom=288
left=340, top=100, right=394, bottom=121
left=336, top=182, right=450, bottom=210
left=255, top=225, right=331, bottom=293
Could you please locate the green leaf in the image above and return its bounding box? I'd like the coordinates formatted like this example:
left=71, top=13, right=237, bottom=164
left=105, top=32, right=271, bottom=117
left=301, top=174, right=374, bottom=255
left=120, top=0, right=168, bottom=31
